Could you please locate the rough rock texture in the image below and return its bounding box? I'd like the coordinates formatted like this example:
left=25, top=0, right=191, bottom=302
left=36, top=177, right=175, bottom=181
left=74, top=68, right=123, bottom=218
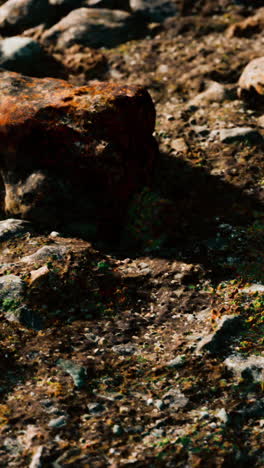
left=54, top=44, right=108, bottom=82
left=0, top=70, right=158, bottom=235
left=238, top=56, right=264, bottom=104
left=42, top=8, right=147, bottom=50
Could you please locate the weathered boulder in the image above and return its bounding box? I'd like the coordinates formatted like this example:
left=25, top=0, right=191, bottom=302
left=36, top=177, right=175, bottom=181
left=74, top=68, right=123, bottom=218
left=0, top=36, right=66, bottom=78
left=0, top=70, right=158, bottom=237
left=238, top=57, right=264, bottom=105
left=41, top=8, right=147, bottom=50
left=0, top=0, right=51, bottom=35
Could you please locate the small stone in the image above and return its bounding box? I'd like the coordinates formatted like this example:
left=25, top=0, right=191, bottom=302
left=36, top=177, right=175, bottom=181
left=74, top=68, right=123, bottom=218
left=49, top=231, right=60, bottom=238
left=112, top=424, right=123, bottom=435
left=219, top=127, right=261, bottom=143
left=162, top=389, right=189, bottom=410
left=216, top=408, right=228, bottom=424
left=29, top=265, right=50, bottom=285
left=57, top=359, right=86, bottom=389
left=155, top=399, right=166, bottom=410
left=170, top=138, right=188, bottom=154
left=112, top=343, right=137, bottom=355
left=167, top=355, right=186, bottom=368
left=87, top=403, right=105, bottom=414
left=48, top=415, right=67, bottom=428
left=188, top=81, right=225, bottom=108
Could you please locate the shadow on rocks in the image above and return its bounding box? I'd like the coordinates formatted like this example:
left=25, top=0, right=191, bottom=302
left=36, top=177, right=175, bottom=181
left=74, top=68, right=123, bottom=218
left=118, top=149, right=263, bottom=283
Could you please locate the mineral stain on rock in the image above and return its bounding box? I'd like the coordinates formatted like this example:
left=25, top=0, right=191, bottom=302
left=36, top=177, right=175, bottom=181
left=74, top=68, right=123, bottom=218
left=0, top=70, right=158, bottom=237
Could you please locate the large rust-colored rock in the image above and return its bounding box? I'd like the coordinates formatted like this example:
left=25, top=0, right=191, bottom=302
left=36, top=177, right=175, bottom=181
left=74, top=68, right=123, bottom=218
left=0, top=70, right=158, bottom=237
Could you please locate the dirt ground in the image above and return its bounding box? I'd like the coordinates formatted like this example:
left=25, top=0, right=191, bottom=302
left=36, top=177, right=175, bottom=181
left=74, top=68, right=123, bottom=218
left=0, top=1, right=263, bottom=466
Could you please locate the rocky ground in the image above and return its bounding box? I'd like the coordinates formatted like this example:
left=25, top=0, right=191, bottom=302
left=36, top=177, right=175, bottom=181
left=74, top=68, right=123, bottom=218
left=0, top=0, right=263, bottom=467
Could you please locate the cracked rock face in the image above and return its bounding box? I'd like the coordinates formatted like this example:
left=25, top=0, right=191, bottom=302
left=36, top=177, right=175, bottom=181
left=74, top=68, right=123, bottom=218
left=0, top=70, right=158, bottom=236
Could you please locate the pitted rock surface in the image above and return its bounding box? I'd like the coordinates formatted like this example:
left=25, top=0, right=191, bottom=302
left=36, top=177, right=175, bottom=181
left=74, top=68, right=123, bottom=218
left=0, top=70, right=158, bottom=234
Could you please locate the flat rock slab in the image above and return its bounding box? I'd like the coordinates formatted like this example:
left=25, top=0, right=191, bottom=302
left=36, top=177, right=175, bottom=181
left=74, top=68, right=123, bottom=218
left=0, top=70, right=158, bottom=235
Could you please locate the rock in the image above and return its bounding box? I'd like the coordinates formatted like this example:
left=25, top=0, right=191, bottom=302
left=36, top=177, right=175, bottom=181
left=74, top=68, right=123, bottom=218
left=112, top=424, right=123, bottom=435
left=87, top=402, right=105, bottom=414
left=241, top=283, right=264, bottom=294
left=167, top=355, right=186, bottom=368
left=216, top=408, right=228, bottom=424
left=6, top=304, right=44, bottom=330
left=0, top=36, right=62, bottom=77
left=219, top=127, right=261, bottom=143
left=21, top=245, right=67, bottom=264
left=29, top=446, right=44, bottom=468
left=257, top=115, right=264, bottom=128
left=130, top=0, right=178, bottom=22
left=0, top=273, right=43, bottom=329
left=42, top=8, right=146, bottom=51
left=112, top=343, right=137, bottom=355
left=162, top=389, right=188, bottom=410
left=0, top=218, right=32, bottom=242
left=227, top=8, right=264, bottom=39
left=29, top=265, right=50, bottom=285
left=0, top=0, right=52, bottom=35
left=0, top=274, right=25, bottom=307
left=224, top=355, right=264, bottom=384
left=0, top=71, right=157, bottom=236
left=188, top=81, right=226, bottom=108
left=48, top=415, right=68, bottom=428
left=170, top=137, right=188, bottom=154
left=196, top=315, right=244, bottom=354
left=0, top=36, right=66, bottom=78
left=57, top=359, right=87, bottom=388
left=238, top=57, right=264, bottom=104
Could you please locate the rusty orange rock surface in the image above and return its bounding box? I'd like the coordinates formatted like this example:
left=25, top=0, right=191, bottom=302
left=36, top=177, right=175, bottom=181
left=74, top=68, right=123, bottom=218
left=0, top=70, right=158, bottom=235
